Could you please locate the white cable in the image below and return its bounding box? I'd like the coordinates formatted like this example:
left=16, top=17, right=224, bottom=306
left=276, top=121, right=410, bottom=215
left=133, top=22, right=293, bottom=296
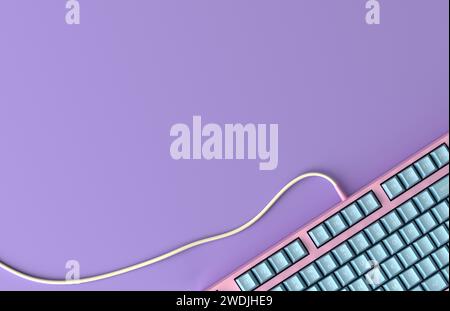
left=0, top=172, right=347, bottom=285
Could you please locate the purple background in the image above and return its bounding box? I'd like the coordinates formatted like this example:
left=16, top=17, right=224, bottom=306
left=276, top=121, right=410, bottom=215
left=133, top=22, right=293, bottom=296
left=0, top=0, right=448, bottom=290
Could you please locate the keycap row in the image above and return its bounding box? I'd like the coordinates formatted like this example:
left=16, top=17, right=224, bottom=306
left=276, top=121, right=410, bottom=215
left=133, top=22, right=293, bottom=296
left=382, top=144, right=449, bottom=200
left=271, top=186, right=449, bottom=291
left=308, top=192, right=382, bottom=247
left=235, top=239, right=308, bottom=291
left=273, top=226, right=448, bottom=291
left=343, top=233, right=449, bottom=291
left=338, top=263, right=449, bottom=291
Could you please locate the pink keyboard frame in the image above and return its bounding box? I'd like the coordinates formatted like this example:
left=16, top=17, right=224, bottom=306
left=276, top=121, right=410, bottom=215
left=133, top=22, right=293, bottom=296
left=208, top=133, right=449, bottom=291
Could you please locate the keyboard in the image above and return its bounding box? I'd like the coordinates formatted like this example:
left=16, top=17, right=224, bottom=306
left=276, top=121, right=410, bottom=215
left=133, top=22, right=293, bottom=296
left=208, top=134, right=449, bottom=291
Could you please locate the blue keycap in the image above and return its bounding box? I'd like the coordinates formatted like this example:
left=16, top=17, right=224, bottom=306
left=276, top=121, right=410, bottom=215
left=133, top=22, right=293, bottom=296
left=357, top=192, right=381, bottom=215
left=367, top=244, right=389, bottom=263
left=351, top=254, right=371, bottom=276
left=383, top=278, right=404, bottom=291
left=334, top=264, right=356, bottom=286
left=429, top=225, right=449, bottom=247
left=332, top=243, right=354, bottom=265
left=432, top=201, right=449, bottom=223
left=382, top=177, right=405, bottom=200
left=415, top=211, right=438, bottom=234
left=306, top=285, right=320, bottom=291
left=398, top=246, right=420, bottom=267
left=271, top=285, right=285, bottom=291
left=414, top=155, right=437, bottom=179
left=381, top=211, right=403, bottom=233
left=411, top=286, right=423, bottom=291
left=431, top=247, right=449, bottom=268
left=398, top=166, right=421, bottom=189
left=325, top=214, right=348, bottom=236
left=365, top=222, right=387, bottom=244
left=429, top=176, right=449, bottom=202
left=309, top=224, right=331, bottom=247
left=348, top=278, right=370, bottom=291
left=430, top=145, right=449, bottom=168
left=283, top=240, right=308, bottom=263
left=381, top=257, right=403, bottom=279
left=413, top=190, right=436, bottom=212
left=442, top=267, right=449, bottom=281
left=383, top=232, right=405, bottom=255
left=252, top=261, right=275, bottom=283
left=397, top=201, right=419, bottom=223
left=399, top=267, right=421, bottom=289
left=415, top=257, right=437, bottom=279
left=413, top=236, right=435, bottom=258
left=422, top=273, right=447, bottom=291
left=341, top=203, right=364, bottom=226
left=236, top=271, right=259, bottom=291
left=319, top=275, right=340, bottom=291
left=348, top=232, right=371, bottom=255
left=316, top=253, right=338, bottom=275
left=300, top=264, right=322, bottom=286
left=268, top=251, right=291, bottom=273
left=400, top=223, right=421, bottom=244
left=366, top=267, right=386, bottom=288
left=283, top=274, right=305, bottom=291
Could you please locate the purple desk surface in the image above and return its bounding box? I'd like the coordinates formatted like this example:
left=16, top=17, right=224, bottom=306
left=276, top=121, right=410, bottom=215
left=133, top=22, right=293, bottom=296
left=0, top=1, right=448, bottom=290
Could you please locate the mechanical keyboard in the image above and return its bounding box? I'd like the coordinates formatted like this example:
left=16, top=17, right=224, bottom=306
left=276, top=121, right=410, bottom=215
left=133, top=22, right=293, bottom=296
left=208, top=134, right=449, bottom=291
